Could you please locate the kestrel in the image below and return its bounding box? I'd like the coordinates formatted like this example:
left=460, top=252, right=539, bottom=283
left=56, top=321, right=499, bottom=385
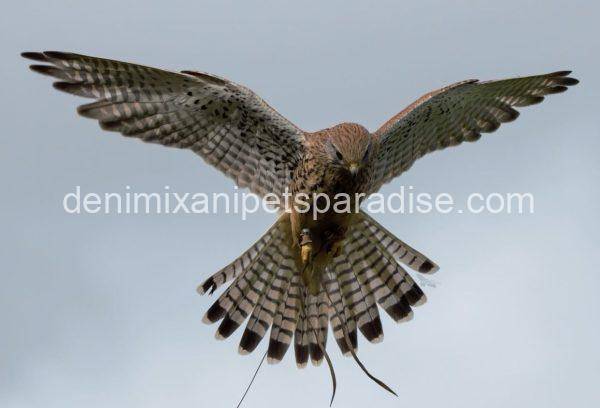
left=23, top=51, right=578, bottom=369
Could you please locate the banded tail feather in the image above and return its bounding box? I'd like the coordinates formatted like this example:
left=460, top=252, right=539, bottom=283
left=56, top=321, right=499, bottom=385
left=359, top=212, right=439, bottom=274
left=198, top=220, right=282, bottom=297
left=268, top=274, right=301, bottom=363
left=216, top=240, right=285, bottom=340
left=324, top=271, right=359, bottom=356
left=333, top=256, right=384, bottom=343
left=239, top=251, right=295, bottom=354
left=307, top=289, right=329, bottom=366
left=345, top=229, right=415, bottom=324
left=199, top=211, right=438, bottom=366
left=294, top=299, right=310, bottom=368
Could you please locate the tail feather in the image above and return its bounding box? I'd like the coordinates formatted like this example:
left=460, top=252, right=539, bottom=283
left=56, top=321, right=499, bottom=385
left=335, top=257, right=384, bottom=343
left=361, top=212, right=439, bottom=274
left=199, top=210, right=439, bottom=366
left=324, top=272, right=358, bottom=355
left=202, top=262, right=260, bottom=325
left=238, top=253, right=294, bottom=354
left=343, top=249, right=385, bottom=343
left=316, top=291, right=330, bottom=363
left=198, top=221, right=281, bottom=295
left=267, top=275, right=300, bottom=363
left=216, top=243, right=281, bottom=339
left=202, top=233, right=282, bottom=325
left=352, top=239, right=414, bottom=323
left=357, top=219, right=428, bottom=307
left=308, top=290, right=329, bottom=366
left=294, top=299, right=310, bottom=368
left=348, top=225, right=423, bottom=323
left=306, top=293, right=320, bottom=364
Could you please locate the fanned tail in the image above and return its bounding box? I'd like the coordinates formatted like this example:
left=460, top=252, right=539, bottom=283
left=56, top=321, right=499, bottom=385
left=201, top=214, right=311, bottom=367
left=324, top=210, right=438, bottom=356
left=199, top=210, right=439, bottom=368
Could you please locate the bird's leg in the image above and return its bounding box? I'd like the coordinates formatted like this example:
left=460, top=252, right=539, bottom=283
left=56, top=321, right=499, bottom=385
left=299, top=228, right=313, bottom=264
left=299, top=228, right=314, bottom=287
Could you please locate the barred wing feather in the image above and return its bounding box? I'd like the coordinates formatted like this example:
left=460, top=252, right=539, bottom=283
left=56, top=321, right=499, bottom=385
left=371, top=71, right=578, bottom=192
left=22, top=51, right=305, bottom=200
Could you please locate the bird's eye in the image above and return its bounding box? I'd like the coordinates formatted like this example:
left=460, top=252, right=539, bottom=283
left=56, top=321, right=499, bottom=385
left=335, top=149, right=344, bottom=161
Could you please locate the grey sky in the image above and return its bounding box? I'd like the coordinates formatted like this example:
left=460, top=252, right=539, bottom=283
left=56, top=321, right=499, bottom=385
left=2, top=1, right=599, bottom=407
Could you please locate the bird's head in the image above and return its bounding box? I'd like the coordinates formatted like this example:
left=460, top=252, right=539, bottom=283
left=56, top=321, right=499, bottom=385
left=325, top=123, right=374, bottom=176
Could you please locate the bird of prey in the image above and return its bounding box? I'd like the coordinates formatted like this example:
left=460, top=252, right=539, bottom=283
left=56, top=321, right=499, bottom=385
left=22, top=51, right=578, bottom=369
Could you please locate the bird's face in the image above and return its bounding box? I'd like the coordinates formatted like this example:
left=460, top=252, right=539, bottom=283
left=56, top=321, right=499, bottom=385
left=325, top=125, right=374, bottom=177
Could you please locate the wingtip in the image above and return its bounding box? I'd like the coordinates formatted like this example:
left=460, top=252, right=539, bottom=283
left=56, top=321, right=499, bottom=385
left=28, top=64, right=58, bottom=77
left=52, top=81, right=74, bottom=93
left=21, top=51, right=79, bottom=61
left=560, top=77, right=579, bottom=86
left=548, top=70, right=579, bottom=86
left=44, top=50, right=75, bottom=60
left=21, top=51, right=47, bottom=61
left=550, top=70, right=572, bottom=77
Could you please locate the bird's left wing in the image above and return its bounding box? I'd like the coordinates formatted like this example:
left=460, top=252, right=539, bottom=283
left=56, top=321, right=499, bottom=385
left=22, top=51, right=305, bottom=200
left=369, top=71, right=578, bottom=193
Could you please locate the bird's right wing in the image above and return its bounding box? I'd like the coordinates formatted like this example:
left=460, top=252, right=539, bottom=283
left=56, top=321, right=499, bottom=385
left=23, top=51, right=305, bottom=200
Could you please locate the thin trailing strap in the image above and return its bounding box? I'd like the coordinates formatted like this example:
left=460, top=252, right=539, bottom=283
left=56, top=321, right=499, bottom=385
left=325, top=268, right=398, bottom=397
left=235, top=351, right=267, bottom=408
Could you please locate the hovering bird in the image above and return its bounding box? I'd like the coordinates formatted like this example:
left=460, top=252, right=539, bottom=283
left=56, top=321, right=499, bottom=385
left=22, top=51, right=578, bottom=370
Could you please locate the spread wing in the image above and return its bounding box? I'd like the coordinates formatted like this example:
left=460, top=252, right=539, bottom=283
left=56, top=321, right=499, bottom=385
left=370, top=71, right=578, bottom=192
left=22, top=51, right=305, bottom=199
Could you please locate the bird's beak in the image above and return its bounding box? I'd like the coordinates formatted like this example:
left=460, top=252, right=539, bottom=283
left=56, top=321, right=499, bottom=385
left=348, top=163, right=359, bottom=176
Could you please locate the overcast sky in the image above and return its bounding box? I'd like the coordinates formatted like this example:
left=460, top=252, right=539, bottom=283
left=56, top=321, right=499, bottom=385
left=2, top=1, right=599, bottom=407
